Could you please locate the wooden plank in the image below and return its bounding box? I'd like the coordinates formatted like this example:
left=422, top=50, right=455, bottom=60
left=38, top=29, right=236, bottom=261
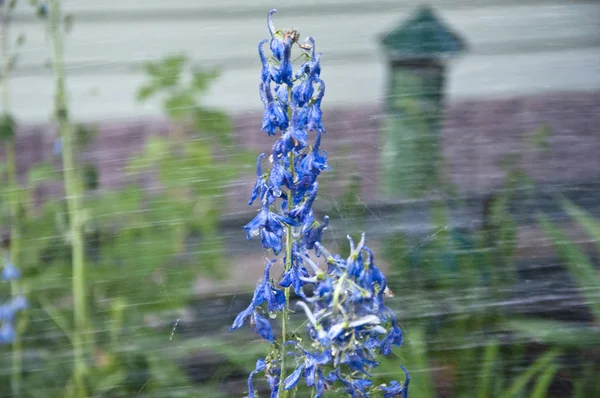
left=12, top=4, right=600, bottom=71
left=13, top=0, right=593, bottom=16
left=10, top=48, right=600, bottom=122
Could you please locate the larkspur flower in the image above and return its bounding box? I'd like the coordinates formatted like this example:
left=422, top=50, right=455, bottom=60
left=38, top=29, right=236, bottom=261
left=2, top=260, right=20, bottom=281
left=243, top=205, right=297, bottom=254
left=245, top=358, right=266, bottom=398
left=0, top=321, right=15, bottom=344
left=249, top=153, right=269, bottom=206
left=1, top=257, right=26, bottom=345
left=230, top=260, right=286, bottom=334
left=231, top=10, right=408, bottom=398
left=260, top=81, right=288, bottom=136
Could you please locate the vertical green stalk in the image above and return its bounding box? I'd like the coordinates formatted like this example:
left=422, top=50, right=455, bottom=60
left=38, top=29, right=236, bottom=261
left=1, top=2, right=25, bottom=395
left=278, top=87, right=295, bottom=398
left=48, top=1, right=88, bottom=396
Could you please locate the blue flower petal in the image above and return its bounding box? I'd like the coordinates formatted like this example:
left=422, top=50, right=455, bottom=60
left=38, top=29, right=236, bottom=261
left=283, top=364, right=305, bottom=390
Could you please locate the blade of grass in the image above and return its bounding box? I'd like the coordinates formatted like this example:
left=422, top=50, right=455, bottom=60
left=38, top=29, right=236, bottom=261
left=477, top=340, right=500, bottom=398
left=537, top=214, right=600, bottom=321
left=37, top=294, right=74, bottom=344
left=561, top=198, right=600, bottom=254
left=401, top=327, right=435, bottom=398
left=499, top=348, right=561, bottom=398
left=530, top=364, right=559, bottom=398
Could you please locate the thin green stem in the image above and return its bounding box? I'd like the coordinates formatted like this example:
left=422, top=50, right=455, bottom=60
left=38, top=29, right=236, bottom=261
left=278, top=86, right=295, bottom=398
left=1, top=2, right=26, bottom=395
left=48, top=1, right=89, bottom=396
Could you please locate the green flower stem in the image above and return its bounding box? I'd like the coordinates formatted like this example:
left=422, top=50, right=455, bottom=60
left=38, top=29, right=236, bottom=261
left=1, top=2, right=25, bottom=395
left=278, top=86, right=296, bottom=398
left=48, top=1, right=89, bottom=396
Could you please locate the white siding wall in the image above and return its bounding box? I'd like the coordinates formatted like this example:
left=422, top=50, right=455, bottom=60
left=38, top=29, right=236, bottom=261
left=8, top=0, right=600, bottom=122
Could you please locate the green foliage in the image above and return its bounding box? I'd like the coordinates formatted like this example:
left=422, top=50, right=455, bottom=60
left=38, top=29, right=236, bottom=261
left=0, top=112, right=16, bottom=142
left=537, top=207, right=600, bottom=321
left=507, top=201, right=600, bottom=349
left=0, top=49, right=251, bottom=396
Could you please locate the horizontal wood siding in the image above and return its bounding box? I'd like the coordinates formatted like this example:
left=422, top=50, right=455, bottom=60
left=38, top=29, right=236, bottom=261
left=6, top=0, right=600, bottom=122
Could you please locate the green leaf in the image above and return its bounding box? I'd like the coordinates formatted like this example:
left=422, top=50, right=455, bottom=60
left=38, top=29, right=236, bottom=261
left=37, top=294, right=74, bottom=344
left=28, top=162, right=60, bottom=185
left=144, top=136, right=170, bottom=163
left=163, top=92, right=196, bottom=119
left=144, top=54, right=187, bottom=89
left=530, top=364, right=559, bottom=398
left=136, top=84, right=157, bottom=102
left=191, top=68, right=219, bottom=92
left=477, top=340, right=500, bottom=398
left=74, top=123, right=96, bottom=149
left=193, top=107, right=232, bottom=137
left=537, top=214, right=600, bottom=320
left=526, top=124, right=552, bottom=152
left=0, top=112, right=16, bottom=142
left=395, top=327, right=435, bottom=398
left=499, top=348, right=561, bottom=398
left=81, top=163, right=99, bottom=191
left=91, top=368, right=126, bottom=394
left=562, top=198, right=600, bottom=253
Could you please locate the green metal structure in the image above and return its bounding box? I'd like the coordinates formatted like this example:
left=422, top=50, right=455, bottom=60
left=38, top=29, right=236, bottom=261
left=380, top=5, right=466, bottom=198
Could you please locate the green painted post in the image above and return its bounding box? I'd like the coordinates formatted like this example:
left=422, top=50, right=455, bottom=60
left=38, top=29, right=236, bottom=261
left=379, top=5, right=466, bottom=199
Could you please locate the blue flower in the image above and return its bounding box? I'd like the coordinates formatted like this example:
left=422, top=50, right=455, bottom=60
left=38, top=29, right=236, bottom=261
left=292, top=76, right=315, bottom=108
left=234, top=10, right=408, bottom=397
left=252, top=310, right=275, bottom=342
left=279, top=251, right=310, bottom=296
left=260, top=82, right=288, bottom=136
left=273, top=37, right=293, bottom=86
left=289, top=109, right=309, bottom=147
left=272, top=135, right=295, bottom=160
left=269, top=159, right=293, bottom=198
left=288, top=182, right=318, bottom=223
left=307, top=80, right=325, bottom=133
left=284, top=341, right=331, bottom=393
left=2, top=260, right=20, bottom=281
left=326, top=369, right=373, bottom=398
left=294, top=37, right=320, bottom=77
left=245, top=358, right=267, bottom=398
left=243, top=205, right=297, bottom=254
left=303, top=215, right=329, bottom=251
left=379, top=366, right=410, bottom=398
left=258, top=39, right=270, bottom=84
left=10, top=295, right=28, bottom=312
left=379, top=311, right=403, bottom=356
left=267, top=9, right=283, bottom=60
left=0, top=321, right=15, bottom=344
left=267, top=372, right=281, bottom=398
left=266, top=10, right=293, bottom=86
left=295, top=130, right=329, bottom=191
left=249, top=154, right=269, bottom=205
left=230, top=260, right=286, bottom=335
left=0, top=302, right=14, bottom=322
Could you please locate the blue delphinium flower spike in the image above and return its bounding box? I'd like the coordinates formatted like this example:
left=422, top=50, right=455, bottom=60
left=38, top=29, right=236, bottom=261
left=231, top=10, right=408, bottom=397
